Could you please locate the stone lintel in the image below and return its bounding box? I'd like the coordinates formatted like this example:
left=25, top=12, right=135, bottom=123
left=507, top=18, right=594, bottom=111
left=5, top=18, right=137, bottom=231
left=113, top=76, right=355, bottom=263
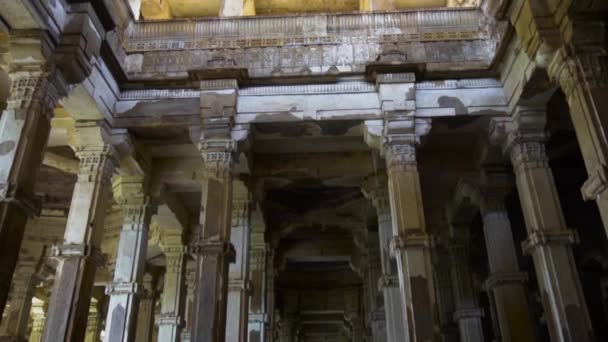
left=521, top=230, right=579, bottom=255
left=484, top=272, right=528, bottom=290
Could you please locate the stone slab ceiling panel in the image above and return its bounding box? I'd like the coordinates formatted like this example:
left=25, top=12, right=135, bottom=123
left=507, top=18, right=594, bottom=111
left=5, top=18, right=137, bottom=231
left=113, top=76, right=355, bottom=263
left=255, top=0, right=360, bottom=15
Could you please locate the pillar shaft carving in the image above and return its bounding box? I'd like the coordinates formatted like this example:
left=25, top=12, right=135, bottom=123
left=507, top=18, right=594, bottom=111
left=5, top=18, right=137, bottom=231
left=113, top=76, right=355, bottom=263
left=44, top=123, right=119, bottom=342
left=490, top=108, right=595, bottom=341
left=157, top=242, right=186, bottom=342
left=104, top=176, right=156, bottom=342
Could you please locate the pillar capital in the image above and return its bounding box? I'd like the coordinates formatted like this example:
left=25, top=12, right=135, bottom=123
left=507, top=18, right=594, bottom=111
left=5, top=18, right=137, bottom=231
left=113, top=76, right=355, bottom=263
left=378, top=275, right=400, bottom=289
left=189, top=240, right=236, bottom=263
left=389, top=233, right=434, bottom=255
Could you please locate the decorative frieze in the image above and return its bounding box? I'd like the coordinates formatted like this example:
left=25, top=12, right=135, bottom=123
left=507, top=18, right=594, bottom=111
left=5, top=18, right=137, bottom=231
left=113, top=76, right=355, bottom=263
left=123, top=10, right=488, bottom=53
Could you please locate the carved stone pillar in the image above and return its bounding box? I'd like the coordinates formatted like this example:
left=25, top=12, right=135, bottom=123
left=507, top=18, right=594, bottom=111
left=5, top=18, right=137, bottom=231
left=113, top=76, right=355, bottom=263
left=547, top=20, right=608, bottom=237
left=491, top=108, right=594, bottom=341
left=347, top=315, right=365, bottom=342
left=248, top=215, right=268, bottom=342
left=365, top=233, right=387, bottom=342
left=43, top=123, right=118, bottom=342
left=104, top=176, right=155, bottom=342
left=181, top=260, right=196, bottom=342
left=383, top=117, right=437, bottom=342
left=0, top=266, right=37, bottom=341
left=28, top=300, right=45, bottom=342
left=0, top=66, right=61, bottom=316
left=190, top=79, right=240, bottom=342
left=226, top=185, right=252, bottom=342
left=135, top=274, right=157, bottom=342
left=361, top=175, right=407, bottom=342
left=447, top=232, right=484, bottom=342
left=221, top=0, right=256, bottom=16
left=83, top=302, right=103, bottom=342
left=157, top=237, right=186, bottom=342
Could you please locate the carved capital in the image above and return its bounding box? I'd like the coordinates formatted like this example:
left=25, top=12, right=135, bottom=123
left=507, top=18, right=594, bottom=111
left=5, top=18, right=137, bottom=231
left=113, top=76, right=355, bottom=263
left=521, top=229, right=579, bottom=255
left=484, top=272, right=528, bottom=290
left=489, top=108, right=549, bottom=173
left=51, top=243, right=106, bottom=267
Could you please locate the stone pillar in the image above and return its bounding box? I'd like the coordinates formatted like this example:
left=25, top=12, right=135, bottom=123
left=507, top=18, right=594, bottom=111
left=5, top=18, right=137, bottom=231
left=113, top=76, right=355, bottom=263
left=248, top=212, right=268, bottom=342
left=156, top=235, right=185, bottom=342
left=190, top=79, right=241, bottom=342
left=383, top=117, right=437, bottom=342
left=347, top=315, right=365, bottom=342
left=221, top=0, right=256, bottom=16
left=104, top=176, right=155, bottom=342
left=364, top=233, right=387, bottom=342
left=491, top=108, right=595, bottom=341
left=181, top=260, right=196, bottom=342
left=264, top=250, right=276, bottom=342
left=361, top=175, right=407, bottom=342
left=0, top=266, right=37, bottom=341
left=135, top=274, right=157, bottom=342
left=226, top=185, right=252, bottom=342
left=547, top=24, right=608, bottom=237
left=447, top=231, right=484, bottom=342
left=475, top=177, right=535, bottom=342
left=28, top=300, right=46, bottom=342
left=43, top=122, right=118, bottom=342
left=84, top=301, right=103, bottom=342
left=0, top=66, right=60, bottom=316
left=369, top=309, right=387, bottom=342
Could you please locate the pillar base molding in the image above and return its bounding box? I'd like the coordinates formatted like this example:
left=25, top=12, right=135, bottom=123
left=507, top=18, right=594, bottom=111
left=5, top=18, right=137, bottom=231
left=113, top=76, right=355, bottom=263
left=105, top=281, right=139, bottom=295
left=484, top=272, right=528, bottom=290
left=581, top=164, right=607, bottom=201
left=190, top=240, right=236, bottom=262
left=51, top=243, right=106, bottom=266
left=453, top=307, right=484, bottom=320
left=155, top=314, right=183, bottom=327
left=521, top=230, right=579, bottom=255
left=389, top=234, right=434, bottom=255
left=378, top=275, right=399, bottom=289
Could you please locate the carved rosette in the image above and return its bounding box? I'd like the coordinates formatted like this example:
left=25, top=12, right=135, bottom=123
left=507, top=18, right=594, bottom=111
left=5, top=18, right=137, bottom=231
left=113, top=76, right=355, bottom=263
left=75, top=145, right=118, bottom=185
